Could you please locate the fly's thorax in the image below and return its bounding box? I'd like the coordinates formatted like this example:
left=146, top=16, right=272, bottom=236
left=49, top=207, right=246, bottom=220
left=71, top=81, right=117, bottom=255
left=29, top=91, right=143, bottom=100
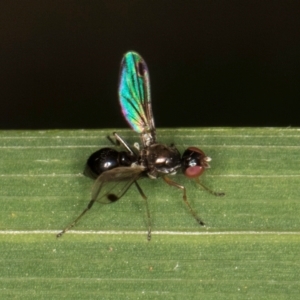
left=141, top=130, right=156, bottom=147
left=144, top=143, right=182, bottom=178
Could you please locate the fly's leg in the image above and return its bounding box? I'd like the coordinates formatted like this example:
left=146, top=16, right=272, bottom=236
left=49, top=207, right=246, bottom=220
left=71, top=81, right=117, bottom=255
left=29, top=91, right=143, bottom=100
left=134, top=181, right=151, bottom=241
left=107, top=179, right=152, bottom=240
left=195, top=178, right=225, bottom=197
left=56, top=199, right=96, bottom=238
left=107, top=134, right=120, bottom=147
left=163, top=176, right=205, bottom=226
left=107, top=132, right=138, bottom=156
left=106, top=180, right=151, bottom=240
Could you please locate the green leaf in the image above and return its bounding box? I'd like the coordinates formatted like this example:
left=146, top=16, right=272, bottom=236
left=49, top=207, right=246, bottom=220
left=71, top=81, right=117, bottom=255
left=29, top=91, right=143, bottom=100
left=1, top=128, right=300, bottom=299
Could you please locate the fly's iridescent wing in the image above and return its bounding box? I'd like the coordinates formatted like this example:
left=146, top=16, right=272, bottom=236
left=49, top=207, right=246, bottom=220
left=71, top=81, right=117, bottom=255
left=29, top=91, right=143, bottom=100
left=119, top=51, right=156, bottom=147
left=91, top=165, right=145, bottom=204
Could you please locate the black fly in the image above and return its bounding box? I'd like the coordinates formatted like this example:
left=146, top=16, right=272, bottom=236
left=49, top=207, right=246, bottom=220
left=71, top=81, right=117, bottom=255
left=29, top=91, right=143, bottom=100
left=57, top=51, right=224, bottom=240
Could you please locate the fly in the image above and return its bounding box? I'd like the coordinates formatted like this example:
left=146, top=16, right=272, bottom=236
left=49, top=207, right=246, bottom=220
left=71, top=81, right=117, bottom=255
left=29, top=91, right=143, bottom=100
left=57, top=51, right=224, bottom=240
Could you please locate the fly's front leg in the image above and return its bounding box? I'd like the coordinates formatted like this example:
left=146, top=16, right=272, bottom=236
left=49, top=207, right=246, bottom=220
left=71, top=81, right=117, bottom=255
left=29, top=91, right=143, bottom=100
left=163, top=176, right=205, bottom=226
left=195, top=178, right=225, bottom=197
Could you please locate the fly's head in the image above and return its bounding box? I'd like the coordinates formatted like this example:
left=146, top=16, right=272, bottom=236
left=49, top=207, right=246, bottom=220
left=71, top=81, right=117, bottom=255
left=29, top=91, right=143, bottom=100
left=181, top=147, right=211, bottom=178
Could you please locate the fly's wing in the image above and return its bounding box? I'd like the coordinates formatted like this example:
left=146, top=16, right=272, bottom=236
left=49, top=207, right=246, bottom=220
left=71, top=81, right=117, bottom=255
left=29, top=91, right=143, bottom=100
left=91, top=165, right=145, bottom=204
left=118, top=51, right=156, bottom=147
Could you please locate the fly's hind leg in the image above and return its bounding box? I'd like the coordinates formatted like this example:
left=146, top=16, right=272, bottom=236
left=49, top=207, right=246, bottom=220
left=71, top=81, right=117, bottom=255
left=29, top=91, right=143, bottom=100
left=163, top=176, right=205, bottom=226
left=56, top=198, right=96, bottom=238
left=134, top=181, right=152, bottom=241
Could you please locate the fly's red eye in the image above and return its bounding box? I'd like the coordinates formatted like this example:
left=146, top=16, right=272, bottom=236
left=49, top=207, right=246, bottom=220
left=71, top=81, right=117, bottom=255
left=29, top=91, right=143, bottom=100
left=184, top=166, right=204, bottom=178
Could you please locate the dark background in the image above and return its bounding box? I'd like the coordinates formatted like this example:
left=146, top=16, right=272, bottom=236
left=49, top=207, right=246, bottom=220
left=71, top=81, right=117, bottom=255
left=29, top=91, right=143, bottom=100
left=1, top=1, right=300, bottom=129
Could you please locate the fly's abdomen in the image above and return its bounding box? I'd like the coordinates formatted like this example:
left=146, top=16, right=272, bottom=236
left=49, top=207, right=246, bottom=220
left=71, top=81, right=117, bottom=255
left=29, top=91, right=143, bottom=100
left=84, top=148, right=135, bottom=179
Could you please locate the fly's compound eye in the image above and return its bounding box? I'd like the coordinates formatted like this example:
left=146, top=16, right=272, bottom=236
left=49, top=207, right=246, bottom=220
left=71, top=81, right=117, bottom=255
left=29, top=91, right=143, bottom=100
left=182, top=147, right=209, bottom=178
